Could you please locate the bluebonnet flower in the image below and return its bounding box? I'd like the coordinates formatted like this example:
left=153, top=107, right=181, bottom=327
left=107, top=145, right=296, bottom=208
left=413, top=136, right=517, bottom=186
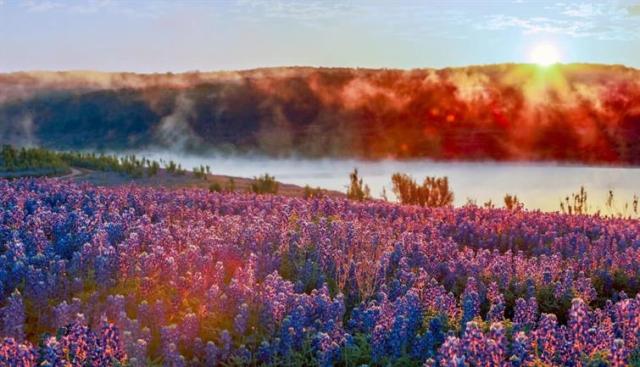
left=256, top=340, right=272, bottom=364
left=179, top=313, right=199, bottom=344
left=234, top=303, right=250, bottom=335
left=1, top=290, right=25, bottom=342
left=2, top=178, right=640, bottom=365
left=220, top=329, right=233, bottom=361
left=461, top=290, right=479, bottom=331
left=0, top=338, right=37, bottom=366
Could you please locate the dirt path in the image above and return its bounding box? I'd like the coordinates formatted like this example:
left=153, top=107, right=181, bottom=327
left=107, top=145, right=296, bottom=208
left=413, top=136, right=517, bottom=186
left=58, top=167, right=84, bottom=180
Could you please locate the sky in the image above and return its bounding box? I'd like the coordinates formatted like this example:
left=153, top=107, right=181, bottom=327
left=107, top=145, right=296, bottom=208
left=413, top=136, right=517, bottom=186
left=1, top=0, right=640, bottom=72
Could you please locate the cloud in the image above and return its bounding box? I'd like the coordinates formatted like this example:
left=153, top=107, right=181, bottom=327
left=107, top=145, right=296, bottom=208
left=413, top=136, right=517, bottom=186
left=561, top=3, right=602, bottom=18
left=232, top=1, right=470, bottom=39
left=478, top=2, right=640, bottom=40
left=155, top=93, right=201, bottom=151
left=479, top=15, right=584, bottom=36
left=65, top=0, right=114, bottom=14
left=0, top=114, right=37, bottom=147
left=22, top=0, right=63, bottom=12
left=236, top=0, right=351, bottom=20
left=19, top=0, right=163, bottom=18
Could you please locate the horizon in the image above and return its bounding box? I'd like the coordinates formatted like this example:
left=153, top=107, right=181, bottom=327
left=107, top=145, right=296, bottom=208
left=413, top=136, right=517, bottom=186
left=2, top=61, right=639, bottom=75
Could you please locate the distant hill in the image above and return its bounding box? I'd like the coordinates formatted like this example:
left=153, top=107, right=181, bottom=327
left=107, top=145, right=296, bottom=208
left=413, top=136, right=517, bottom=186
left=1, top=64, right=639, bottom=164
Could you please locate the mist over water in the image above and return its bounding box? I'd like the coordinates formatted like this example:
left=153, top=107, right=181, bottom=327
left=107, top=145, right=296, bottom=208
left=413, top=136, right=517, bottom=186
left=123, top=150, right=640, bottom=213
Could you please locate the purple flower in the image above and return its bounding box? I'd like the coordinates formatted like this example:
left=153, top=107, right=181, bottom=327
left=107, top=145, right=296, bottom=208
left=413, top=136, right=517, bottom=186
left=1, top=290, right=25, bottom=341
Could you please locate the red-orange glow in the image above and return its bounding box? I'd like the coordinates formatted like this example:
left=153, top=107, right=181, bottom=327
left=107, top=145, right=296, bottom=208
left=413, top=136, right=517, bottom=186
left=3, top=64, right=640, bottom=163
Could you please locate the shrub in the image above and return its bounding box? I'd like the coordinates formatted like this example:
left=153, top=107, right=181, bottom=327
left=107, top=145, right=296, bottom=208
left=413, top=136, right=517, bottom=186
left=164, top=160, right=186, bottom=175
left=629, top=348, right=640, bottom=367
left=225, top=178, right=236, bottom=192
left=560, top=186, right=588, bottom=215
left=303, top=185, right=324, bottom=199
left=147, top=161, right=160, bottom=176
left=250, top=174, right=279, bottom=194
left=193, top=165, right=208, bottom=180
left=346, top=168, right=370, bottom=201
left=504, top=194, right=521, bottom=210
left=209, top=182, right=222, bottom=193
left=391, top=173, right=454, bottom=207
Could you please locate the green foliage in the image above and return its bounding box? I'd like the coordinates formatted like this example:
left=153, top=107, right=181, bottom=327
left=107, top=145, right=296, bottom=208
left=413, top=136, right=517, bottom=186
left=148, top=161, right=160, bottom=176
left=592, top=269, right=640, bottom=309
left=341, top=333, right=372, bottom=366
left=535, top=285, right=573, bottom=325
left=391, top=172, right=454, bottom=207
left=0, top=145, right=68, bottom=174
left=165, top=160, right=177, bottom=174
left=346, top=168, right=370, bottom=202
left=193, top=164, right=209, bottom=180
left=209, top=181, right=222, bottom=193
left=209, top=178, right=239, bottom=194
left=261, top=336, right=319, bottom=367
left=583, top=350, right=610, bottom=367
left=629, top=348, right=640, bottom=367
left=250, top=174, right=279, bottom=194
left=58, top=151, right=149, bottom=177
left=164, top=160, right=186, bottom=175
left=303, top=185, right=325, bottom=199
left=0, top=144, right=193, bottom=179
left=341, top=332, right=425, bottom=367
left=225, top=178, right=236, bottom=192
left=278, top=240, right=334, bottom=295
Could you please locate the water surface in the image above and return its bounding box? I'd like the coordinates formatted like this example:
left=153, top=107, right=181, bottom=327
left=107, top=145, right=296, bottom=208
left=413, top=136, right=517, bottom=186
left=131, top=151, right=640, bottom=213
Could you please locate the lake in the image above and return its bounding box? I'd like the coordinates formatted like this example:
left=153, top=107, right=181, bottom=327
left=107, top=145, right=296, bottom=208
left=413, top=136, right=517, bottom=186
left=130, top=151, right=640, bottom=213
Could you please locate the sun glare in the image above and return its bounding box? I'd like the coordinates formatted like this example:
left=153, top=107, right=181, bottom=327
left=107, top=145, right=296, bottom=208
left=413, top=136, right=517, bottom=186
left=529, top=43, right=561, bottom=66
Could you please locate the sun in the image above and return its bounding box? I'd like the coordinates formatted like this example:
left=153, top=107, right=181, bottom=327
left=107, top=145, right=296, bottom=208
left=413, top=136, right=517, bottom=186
left=529, top=43, right=561, bottom=67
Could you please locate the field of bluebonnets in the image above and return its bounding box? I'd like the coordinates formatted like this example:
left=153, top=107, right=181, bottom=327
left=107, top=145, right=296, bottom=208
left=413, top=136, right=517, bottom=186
left=2, top=178, right=640, bottom=366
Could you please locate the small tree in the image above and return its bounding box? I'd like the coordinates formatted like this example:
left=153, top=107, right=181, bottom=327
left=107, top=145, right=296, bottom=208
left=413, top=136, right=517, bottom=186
left=165, top=160, right=178, bottom=174
left=1, top=145, right=17, bottom=171
left=193, top=165, right=208, bottom=180
left=147, top=161, right=160, bottom=177
left=251, top=173, right=279, bottom=194
left=347, top=168, right=370, bottom=201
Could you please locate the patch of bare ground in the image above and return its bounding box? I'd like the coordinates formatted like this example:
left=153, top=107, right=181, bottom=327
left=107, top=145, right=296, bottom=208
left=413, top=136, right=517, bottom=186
left=67, top=168, right=345, bottom=198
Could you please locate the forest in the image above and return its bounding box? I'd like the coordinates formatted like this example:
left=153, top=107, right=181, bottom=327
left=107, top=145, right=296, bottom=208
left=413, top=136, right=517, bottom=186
left=1, top=64, right=639, bottom=164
